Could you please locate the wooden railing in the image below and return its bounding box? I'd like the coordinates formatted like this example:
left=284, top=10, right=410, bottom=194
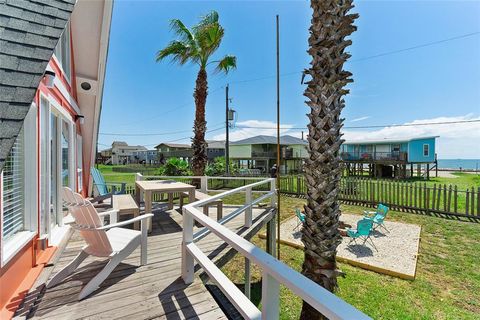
left=181, top=178, right=370, bottom=320
left=341, top=151, right=407, bottom=161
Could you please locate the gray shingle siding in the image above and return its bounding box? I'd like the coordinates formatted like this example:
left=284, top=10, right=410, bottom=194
left=0, top=0, right=75, bottom=172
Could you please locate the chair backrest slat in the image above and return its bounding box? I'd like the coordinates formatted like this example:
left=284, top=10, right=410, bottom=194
left=68, top=191, right=113, bottom=257
left=91, top=167, right=108, bottom=196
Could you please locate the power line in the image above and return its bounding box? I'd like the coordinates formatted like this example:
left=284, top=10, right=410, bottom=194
left=163, top=126, right=225, bottom=143
left=234, top=119, right=480, bottom=130
left=351, top=31, right=480, bottom=62
left=98, top=125, right=226, bottom=149
left=115, top=85, right=225, bottom=127
left=99, top=121, right=225, bottom=136
left=226, top=31, right=480, bottom=85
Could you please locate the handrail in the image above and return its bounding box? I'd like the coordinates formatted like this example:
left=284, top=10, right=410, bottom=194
left=182, top=178, right=371, bottom=320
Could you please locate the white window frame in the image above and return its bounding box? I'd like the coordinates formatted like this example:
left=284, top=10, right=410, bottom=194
left=76, top=134, right=83, bottom=192
left=0, top=104, right=38, bottom=267
left=53, top=21, right=72, bottom=84
left=423, top=144, right=429, bottom=157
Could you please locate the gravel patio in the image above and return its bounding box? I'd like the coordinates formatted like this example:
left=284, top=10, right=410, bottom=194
left=273, top=213, right=421, bottom=279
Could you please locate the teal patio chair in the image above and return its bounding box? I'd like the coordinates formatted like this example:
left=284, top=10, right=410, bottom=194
left=346, top=218, right=377, bottom=251
left=294, top=208, right=306, bottom=231
left=90, top=167, right=126, bottom=203
left=364, top=203, right=389, bottom=233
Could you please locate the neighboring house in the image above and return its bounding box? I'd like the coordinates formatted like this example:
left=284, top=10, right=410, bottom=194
left=107, top=141, right=147, bottom=165
left=341, top=136, right=439, bottom=178
left=131, top=149, right=158, bottom=164
left=230, top=135, right=308, bottom=174
left=97, top=147, right=113, bottom=164
left=0, top=0, right=112, bottom=318
left=155, top=141, right=225, bottom=164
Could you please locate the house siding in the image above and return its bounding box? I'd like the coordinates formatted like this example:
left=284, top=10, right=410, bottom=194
left=408, top=138, right=436, bottom=163
left=230, top=144, right=252, bottom=158
left=0, top=21, right=87, bottom=319
left=290, top=144, right=308, bottom=158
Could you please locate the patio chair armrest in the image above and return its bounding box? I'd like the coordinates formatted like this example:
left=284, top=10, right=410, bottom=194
left=97, top=213, right=154, bottom=230
left=363, top=211, right=376, bottom=217
left=98, top=209, right=119, bottom=224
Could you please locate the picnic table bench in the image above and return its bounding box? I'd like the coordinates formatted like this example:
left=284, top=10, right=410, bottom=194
left=112, top=194, right=140, bottom=230
left=179, top=190, right=223, bottom=220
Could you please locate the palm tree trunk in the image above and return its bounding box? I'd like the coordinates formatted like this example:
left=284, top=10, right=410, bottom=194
left=192, top=68, right=208, bottom=179
left=300, top=1, right=358, bottom=319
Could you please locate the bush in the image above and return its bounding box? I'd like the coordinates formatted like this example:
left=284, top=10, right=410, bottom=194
left=157, top=158, right=192, bottom=176
left=205, top=157, right=238, bottom=176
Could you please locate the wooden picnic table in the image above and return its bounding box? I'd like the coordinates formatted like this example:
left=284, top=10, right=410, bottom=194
left=135, top=180, right=196, bottom=232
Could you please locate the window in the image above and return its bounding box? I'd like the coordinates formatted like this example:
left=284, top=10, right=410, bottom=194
left=54, top=22, right=71, bottom=82
left=1, top=106, right=37, bottom=265
left=2, top=127, right=25, bottom=241
left=423, top=144, right=429, bottom=157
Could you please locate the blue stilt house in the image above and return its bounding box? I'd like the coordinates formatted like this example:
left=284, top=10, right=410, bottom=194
left=340, top=136, right=439, bottom=178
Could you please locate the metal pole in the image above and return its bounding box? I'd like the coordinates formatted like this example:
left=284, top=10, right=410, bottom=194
left=276, top=14, right=281, bottom=260
left=225, top=84, right=230, bottom=175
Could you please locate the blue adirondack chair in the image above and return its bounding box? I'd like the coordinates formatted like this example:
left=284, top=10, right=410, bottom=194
left=294, top=208, right=306, bottom=231
left=364, top=203, right=389, bottom=233
left=346, top=218, right=377, bottom=251
left=90, top=167, right=126, bottom=203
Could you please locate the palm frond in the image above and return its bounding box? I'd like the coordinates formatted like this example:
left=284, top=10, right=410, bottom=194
left=214, top=55, right=237, bottom=74
left=156, top=40, right=192, bottom=65
left=193, top=11, right=219, bottom=33
left=170, top=19, right=195, bottom=46
left=196, top=23, right=224, bottom=60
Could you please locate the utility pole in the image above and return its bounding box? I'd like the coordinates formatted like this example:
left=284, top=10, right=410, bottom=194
left=276, top=14, right=281, bottom=259
left=225, top=84, right=230, bottom=175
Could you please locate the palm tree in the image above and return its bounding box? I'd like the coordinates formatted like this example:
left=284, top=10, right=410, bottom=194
left=156, top=11, right=236, bottom=177
left=300, top=1, right=358, bottom=319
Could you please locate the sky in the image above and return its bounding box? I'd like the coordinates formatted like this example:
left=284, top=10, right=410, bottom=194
left=99, top=0, right=480, bottom=159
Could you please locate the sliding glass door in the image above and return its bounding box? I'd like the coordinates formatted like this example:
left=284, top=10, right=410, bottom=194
left=40, top=96, right=74, bottom=241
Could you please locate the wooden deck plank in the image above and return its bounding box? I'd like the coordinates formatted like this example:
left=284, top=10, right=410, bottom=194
left=26, top=205, right=266, bottom=320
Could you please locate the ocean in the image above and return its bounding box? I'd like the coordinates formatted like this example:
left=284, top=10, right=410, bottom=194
left=437, top=159, right=480, bottom=171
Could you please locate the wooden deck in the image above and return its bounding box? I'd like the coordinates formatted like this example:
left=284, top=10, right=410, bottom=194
left=21, top=204, right=269, bottom=320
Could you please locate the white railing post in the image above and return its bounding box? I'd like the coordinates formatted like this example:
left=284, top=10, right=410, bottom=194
left=135, top=173, right=144, bottom=203
left=245, top=186, right=252, bottom=228
left=200, top=176, right=208, bottom=193
left=182, top=207, right=194, bottom=284
left=261, top=271, right=279, bottom=320
left=270, top=179, right=276, bottom=207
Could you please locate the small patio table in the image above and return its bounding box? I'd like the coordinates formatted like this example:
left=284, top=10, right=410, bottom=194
left=135, top=180, right=196, bottom=232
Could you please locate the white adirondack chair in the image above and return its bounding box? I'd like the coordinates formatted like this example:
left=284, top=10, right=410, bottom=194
left=47, top=188, right=153, bottom=300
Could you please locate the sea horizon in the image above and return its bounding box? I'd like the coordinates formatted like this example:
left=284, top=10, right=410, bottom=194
left=437, top=159, right=480, bottom=170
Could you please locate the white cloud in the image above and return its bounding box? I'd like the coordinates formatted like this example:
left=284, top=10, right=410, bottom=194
left=212, top=115, right=480, bottom=158
left=343, top=114, right=480, bottom=159
left=350, top=116, right=371, bottom=122
left=212, top=120, right=296, bottom=141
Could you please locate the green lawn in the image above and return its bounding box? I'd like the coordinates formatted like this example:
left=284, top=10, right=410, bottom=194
left=221, top=196, right=480, bottom=320
left=425, top=172, right=480, bottom=190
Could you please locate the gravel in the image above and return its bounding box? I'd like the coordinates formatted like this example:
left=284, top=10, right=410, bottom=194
left=278, top=213, right=421, bottom=279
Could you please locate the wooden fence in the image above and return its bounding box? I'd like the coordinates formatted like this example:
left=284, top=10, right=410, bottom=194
left=108, top=174, right=479, bottom=219
left=279, top=176, right=480, bottom=218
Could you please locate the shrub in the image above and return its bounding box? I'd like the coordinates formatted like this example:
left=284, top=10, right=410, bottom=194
left=157, top=158, right=192, bottom=176
left=205, top=157, right=238, bottom=176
